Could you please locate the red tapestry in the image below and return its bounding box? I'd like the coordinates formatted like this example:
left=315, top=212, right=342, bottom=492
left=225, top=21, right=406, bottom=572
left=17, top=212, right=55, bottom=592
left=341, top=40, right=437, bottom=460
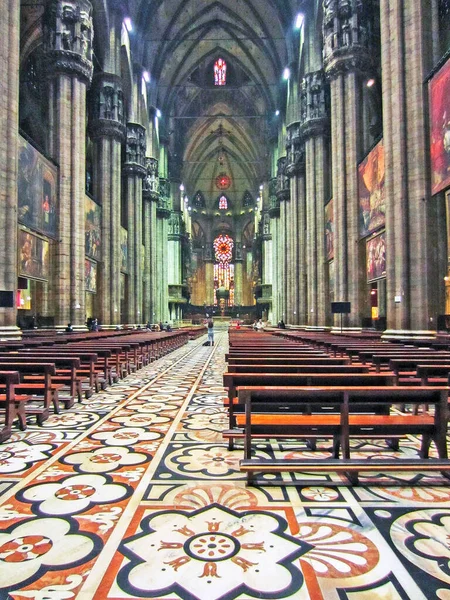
left=429, top=57, right=450, bottom=195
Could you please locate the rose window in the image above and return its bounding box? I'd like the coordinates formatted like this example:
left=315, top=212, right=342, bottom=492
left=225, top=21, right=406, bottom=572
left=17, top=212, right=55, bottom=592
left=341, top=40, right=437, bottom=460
left=213, top=235, right=233, bottom=264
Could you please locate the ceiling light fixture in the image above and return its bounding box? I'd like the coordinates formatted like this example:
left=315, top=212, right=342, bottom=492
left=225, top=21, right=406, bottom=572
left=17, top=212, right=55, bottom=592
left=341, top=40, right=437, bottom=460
left=295, top=13, right=304, bottom=29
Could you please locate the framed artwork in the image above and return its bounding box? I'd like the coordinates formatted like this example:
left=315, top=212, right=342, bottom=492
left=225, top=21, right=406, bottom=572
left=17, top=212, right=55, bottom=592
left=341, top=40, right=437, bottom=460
left=85, top=196, right=101, bottom=260
left=18, top=229, right=50, bottom=280
left=85, top=259, right=97, bottom=293
left=367, top=232, right=386, bottom=282
left=359, top=139, right=385, bottom=237
left=429, top=56, right=450, bottom=195
left=18, top=136, right=58, bottom=236
left=325, top=200, right=334, bottom=260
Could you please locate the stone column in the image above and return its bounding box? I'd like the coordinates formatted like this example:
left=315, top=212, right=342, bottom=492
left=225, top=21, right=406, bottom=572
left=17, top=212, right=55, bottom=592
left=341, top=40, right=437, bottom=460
left=143, top=157, right=159, bottom=324
left=268, top=179, right=280, bottom=321
left=234, top=241, right=243, bottom=306
left=204, top=243, right=215, bottom=307
left=301, top=70, right=329, bottom=327
left=168, top=211, right=183, bottom=285
left=90, top=74, right=125, bottom=325
left=323, top=0, right=375, bottom=329
left=380, top=0, right=436, bottom=335
left=156, top=177, right=171, bottom=321
left=44, top=0, right=93, bottom=326
left=123, top=123, right=146, bottom=323
left=0, top=0, right=20, bottom=336
left=286, top=122, right=306, bottom=325
left=276, top=157, right=289, bottom=322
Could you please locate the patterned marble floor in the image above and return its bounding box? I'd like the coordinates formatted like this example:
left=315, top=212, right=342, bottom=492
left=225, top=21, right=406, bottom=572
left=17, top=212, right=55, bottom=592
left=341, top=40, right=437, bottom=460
left=0, top=333, right=450, bottom=599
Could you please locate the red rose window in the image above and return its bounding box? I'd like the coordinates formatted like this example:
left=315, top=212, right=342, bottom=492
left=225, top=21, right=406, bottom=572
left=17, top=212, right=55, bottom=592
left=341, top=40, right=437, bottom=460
left=215, top=173, right=231, bottom=190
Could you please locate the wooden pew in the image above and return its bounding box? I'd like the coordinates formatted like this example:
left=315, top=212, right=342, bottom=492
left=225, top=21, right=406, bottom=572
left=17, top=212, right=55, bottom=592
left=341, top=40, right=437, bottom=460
left=223, top=372, right=395, bottom=449
left=228, top=364, right=370, bottom=374
left=236, top=386, right=449, bottom=485
left=227, top=357, right=352, bottom=367
left=0, top=371, right=31, bottom=442
left=0, top=357, right=59, bottom=414
left=0, top=356, right=81, bottom=407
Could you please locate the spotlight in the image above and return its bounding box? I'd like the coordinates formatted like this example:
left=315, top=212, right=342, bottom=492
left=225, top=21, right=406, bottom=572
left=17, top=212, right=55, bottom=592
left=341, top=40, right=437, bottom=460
left=275, top=110, right=280, bottom=116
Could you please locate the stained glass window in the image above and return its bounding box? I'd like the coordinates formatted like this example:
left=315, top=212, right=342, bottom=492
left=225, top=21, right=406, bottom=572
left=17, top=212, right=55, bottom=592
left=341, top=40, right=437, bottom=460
left=213, top=234, right=233, bottom=263
left=214, top=58, right=227, bottom=86
left=214, top=263, right=235, bottom=306
left=219, top=195, right=228, bottom=210
left=243, top=190, right=253, bottom=207
left=193, top=191, right=205, bottom=208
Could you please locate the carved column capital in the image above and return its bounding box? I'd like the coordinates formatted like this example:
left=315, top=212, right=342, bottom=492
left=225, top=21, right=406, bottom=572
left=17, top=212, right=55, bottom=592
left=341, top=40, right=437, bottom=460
left=276, top=157, right=290, bottom=201
left=300, top=70, right=329, bottom=139
left=43, top=0, right=93, bottom=84
left=323, top=0, right=375, bottom=79
left=168, top=211, right=184, bottom=240
left=285, top=122, right=305, bottom=177
left=203, top=243, right=214, bottom=263
left=89, top=73, right=126, bottom=141
left=268, top=178, right=280, bottom=218
left=157, top=178, right=171, bottom=218
left=123, top=123, right=146, bottom=177
left=143, top=157, right=160, bottom=202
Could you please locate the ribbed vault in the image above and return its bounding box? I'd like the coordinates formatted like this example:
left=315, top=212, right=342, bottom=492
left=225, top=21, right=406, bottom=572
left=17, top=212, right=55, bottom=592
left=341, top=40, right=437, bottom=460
left=130, top=0, right=299, bottom=214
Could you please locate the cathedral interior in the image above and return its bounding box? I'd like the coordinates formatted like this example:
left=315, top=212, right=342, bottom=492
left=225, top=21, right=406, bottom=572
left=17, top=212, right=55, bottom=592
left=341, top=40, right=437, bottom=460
left=1, top=0, right=450, bottom=598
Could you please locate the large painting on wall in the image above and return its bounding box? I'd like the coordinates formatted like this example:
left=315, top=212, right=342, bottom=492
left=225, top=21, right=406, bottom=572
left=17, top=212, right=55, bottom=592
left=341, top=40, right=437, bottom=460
left=367, top=232, right=386, bottom=282
left=359, top=139, right=385, bottom=237
left=429, top=56, right=450, bottom=195
left=18, top=229, right=50, bottom=280
left=85, top=259, right=97, bottom=293
left=18, top=136, right=57, bottom=236
left=120, top=228, right=128, bottom=272
left=85, top=197, right=101, bottom=260
left=325, top=200, right=334, bottom=260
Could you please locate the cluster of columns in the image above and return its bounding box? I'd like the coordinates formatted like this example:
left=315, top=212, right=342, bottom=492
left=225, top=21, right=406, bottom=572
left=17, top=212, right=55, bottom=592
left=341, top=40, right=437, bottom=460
left=261, top=0, right=444, bottom=334
left=0, top=0, right=188, bottom=333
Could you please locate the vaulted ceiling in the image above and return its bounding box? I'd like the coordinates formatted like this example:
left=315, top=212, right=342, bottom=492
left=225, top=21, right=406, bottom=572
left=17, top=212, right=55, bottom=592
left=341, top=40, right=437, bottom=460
left=131, top=0, right=301, bottom=215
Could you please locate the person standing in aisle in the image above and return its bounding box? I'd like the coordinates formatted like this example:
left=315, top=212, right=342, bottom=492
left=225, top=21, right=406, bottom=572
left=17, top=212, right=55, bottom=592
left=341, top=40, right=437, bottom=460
left=207, top=318, right=214, bottom=346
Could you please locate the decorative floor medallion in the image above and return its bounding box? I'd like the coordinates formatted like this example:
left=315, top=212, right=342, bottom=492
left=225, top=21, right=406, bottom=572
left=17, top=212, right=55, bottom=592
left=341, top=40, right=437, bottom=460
left=0, top=333, right=447, bottom=599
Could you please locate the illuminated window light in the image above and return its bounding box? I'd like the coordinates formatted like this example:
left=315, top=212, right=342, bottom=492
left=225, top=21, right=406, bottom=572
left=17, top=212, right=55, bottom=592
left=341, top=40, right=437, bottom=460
left=124, top=17, right=132, bottom=32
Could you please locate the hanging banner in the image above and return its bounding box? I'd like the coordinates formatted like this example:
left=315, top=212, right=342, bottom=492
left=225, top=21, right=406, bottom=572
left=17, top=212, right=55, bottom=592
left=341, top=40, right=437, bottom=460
left=367, top=232, right=386, bottom=282
left=18, top=229, right=50, bottom=280
left=18, top=136, right=58, bottom=236
left=429, top=56, right=450, bottom=195
left=325, top=200, right=334, bottom=260
left=359, top=139, right=385, bottom=237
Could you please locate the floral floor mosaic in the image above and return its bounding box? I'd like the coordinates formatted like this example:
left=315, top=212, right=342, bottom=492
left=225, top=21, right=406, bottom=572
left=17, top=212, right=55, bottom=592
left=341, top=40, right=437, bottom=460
left=0, top=332, right=450, bottom=599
